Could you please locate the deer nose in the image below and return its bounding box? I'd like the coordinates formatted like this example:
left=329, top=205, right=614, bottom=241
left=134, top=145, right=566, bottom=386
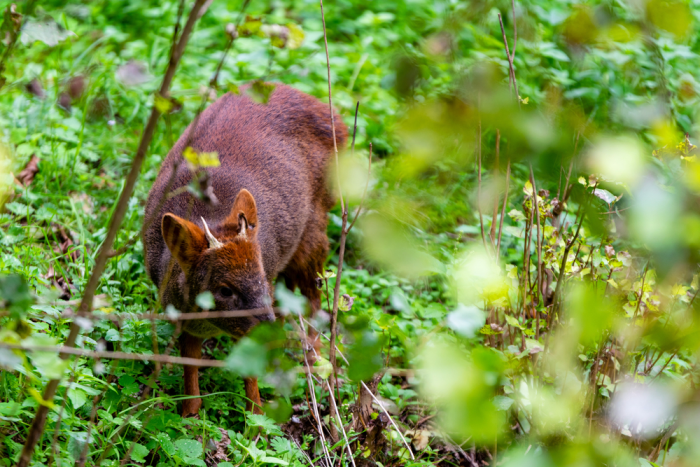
left=250, top=305, right=275, bottom=324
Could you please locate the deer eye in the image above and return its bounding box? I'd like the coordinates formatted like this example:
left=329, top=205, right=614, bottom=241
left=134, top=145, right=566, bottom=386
left=219, top=286, right=234, bottom=297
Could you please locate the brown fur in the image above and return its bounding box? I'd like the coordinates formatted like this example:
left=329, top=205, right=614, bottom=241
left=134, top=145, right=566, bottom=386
left=143, top=83, right=347, bottom=416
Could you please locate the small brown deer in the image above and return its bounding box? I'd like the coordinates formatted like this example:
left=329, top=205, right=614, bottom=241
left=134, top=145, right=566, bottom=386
left=143, top=83, right=347, bottom=417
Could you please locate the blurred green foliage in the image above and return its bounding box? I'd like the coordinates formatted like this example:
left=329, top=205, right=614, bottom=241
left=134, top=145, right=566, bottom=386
left=1, top=0, right=700, bottom=466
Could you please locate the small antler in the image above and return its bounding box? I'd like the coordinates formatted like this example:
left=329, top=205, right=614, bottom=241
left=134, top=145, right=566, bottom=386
left=201, top=217, right=224, bottom=249
left=238, top=213, right=247, bottom=239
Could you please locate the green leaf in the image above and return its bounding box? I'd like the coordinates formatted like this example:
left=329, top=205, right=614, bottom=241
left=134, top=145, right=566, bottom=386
left=446, top=304, right=485, bottom=338
left=118, top=375, right=139, bottom=396
left=247, top=80, right=276, bottom=104
left=21, top=19, right=76, bottom=47
left=129, top=442, right=150, bottom=463
left=286, top=23, right=304, bottom=49
left=225, top=337, right=267, bottom=376
left=196, top=291, right=215, bottom=310
left=314, top=356, right=333, bottom=380
left=493, top=395, right=514, bottom=411
left=174, top=439, right=203, bottom=459
left=274, top=283, right=306, bottom=315
left=157, top=432, right=176, bottom=456
left=261, top=456, right=289, bottom=465
left=504, top=314, right=522, bottom=329
left=247, top=413, right=283, bottom=436
left=67, top=388, right=87, bottom=410
left=508, top=209, right=526, bottom=222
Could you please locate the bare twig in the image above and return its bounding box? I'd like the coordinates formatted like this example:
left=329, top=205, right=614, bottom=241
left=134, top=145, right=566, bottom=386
left=497, top=13, right=520, bottom=105
left=633, top=263, right=650, bottom=321
left=361, top=381, right=415, bottom=460
left=510, top=0, right=517, bottom=58
left=320, top=0, right=343, bottom=214
left=346, top=102, right=373, bottom=234
left=496, top=159, right=511, bottom=257
left=476, top=106, right=488, bottom=251
left=60, top=307, right=276, bottom=322
left=490, top=130, right=501, bottom=246
left=302, top=317, right=350, bottom=365
left=17, top=4, right=209, bottom=463
left=529, top=165, right=543, bottom=338
left=326, top=380, right=357, bottom=467
left=0, top=343, right=226, bottom=367
left=106, top=234, right=140, bottom=257
left=298, top=316, right=334, bottom=467
left=319, top=0, right=357, bottom=444
left=548, top=183, right=596, bottom=334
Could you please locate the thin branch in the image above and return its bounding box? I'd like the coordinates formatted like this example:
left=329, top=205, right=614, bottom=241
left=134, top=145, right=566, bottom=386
left=302, top=317, right=350, bottom=365
left=549, top=183, right=596, bottom=333
left=320, top=0, right=343, bottom=214
left=326, top=380, right=357, bottom=467
left=298, top=316, right=334, bottom=467
left=510, top=0, right=517, bottom=59
left=633, top=263, right=650, bottom=320
left=361, top=381, right=415, bottom=460
left=106, top=234, right=140, bottom=257
left=0, top=343, right=227, bottom=367
left=346, top=102, right=372, bottom=235
left=496, top=159, right=511, bottom=257
left=16, top=3, right=209, bottom=464
left=60, top=306, right=276, bottom=322
left=529, top=165, right=543, bottom=338
left=476, top=103, right=488, bottom=251
left=489, top=130, right=501, bottom=246
left=497, top=13, right=520, bottom=105
left=562, top=133, right=580, bottom=203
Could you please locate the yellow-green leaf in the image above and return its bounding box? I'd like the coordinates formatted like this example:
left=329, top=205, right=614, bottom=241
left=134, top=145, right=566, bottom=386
left=287, top=23, right=304, bottom=49
left=154, top=93, right=173, bottom=114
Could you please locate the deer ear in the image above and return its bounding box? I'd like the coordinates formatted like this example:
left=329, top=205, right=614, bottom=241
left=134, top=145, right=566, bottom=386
left=226, top=189, right=258, bottom=238
left=161, top=213, right=208, bottom=273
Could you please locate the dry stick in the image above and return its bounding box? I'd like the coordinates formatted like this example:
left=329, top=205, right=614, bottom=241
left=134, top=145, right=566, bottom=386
left=529, top=165, right=543, bottom=339
left=476, top=111, right=489, bottom=252
left=346, top=104, right=373, bottom=234
left=509, top=0, right=518, bottom=57
left=632, top=263, right=650, bottom=321
left=360, top=381, right=415, bottom=460
left=61, top=307, right=275, bottom=322
left=496, top=159, right=511, bottom=257
left=562, top=133, right=579, bottom=203
left=521, top=203, right=534, bottom=329
left=319, top=0, right=343, bottom=214
left=497, top=13, right=520, bottom=106
left=16, top=9, right=207, bottom=463
left=548, top=184, right=595, bottom=336
left=326, top=380, right=358, bottom=467
left=320, top=0, right=352, bottom=444
left=489, top=130, right=501, bottom=246
left=302, top=317, right=350, bottom=365
left=0, top=343, right=227, bottom=368
left=298, top=316, right=334, bottom=467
